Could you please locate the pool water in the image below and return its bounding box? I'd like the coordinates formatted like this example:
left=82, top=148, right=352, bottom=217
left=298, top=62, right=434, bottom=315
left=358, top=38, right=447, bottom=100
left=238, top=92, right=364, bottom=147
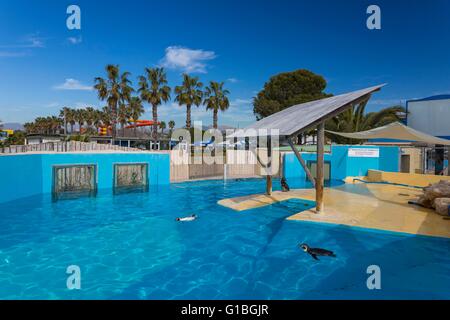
left=0, top=178, right=449, bottom=299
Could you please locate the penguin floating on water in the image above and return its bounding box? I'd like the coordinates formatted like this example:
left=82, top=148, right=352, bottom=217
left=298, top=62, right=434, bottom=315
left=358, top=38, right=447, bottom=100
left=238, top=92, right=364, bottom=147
left=281, top=177, right=290, bottom=192
left=176, top=214, right=198, bottom=222
left=300, top=243, right=336, bottom=260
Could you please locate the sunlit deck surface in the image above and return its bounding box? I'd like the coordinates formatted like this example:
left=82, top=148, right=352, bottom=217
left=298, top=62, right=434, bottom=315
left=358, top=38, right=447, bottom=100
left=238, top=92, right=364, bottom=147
left=218, top=183, right=450, bottom=238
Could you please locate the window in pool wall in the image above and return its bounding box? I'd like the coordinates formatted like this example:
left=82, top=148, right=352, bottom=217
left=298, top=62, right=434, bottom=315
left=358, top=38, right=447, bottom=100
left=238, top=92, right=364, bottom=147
left=113, top=163, right=149, bottom=194
left=52, top=164, right=98, bottom=201
left=306, top=161, right=331, bottom=181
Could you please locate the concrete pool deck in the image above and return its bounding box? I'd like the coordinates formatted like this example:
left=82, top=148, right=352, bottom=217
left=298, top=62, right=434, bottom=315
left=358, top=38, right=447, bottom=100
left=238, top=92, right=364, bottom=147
left=218, top=183, right=450, bottom=238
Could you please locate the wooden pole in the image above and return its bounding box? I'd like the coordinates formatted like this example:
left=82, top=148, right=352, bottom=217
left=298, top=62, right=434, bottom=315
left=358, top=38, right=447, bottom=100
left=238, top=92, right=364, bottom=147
left=316, top=122, right=325, bottom=213
left=266, top=175, right=272, bottom=195
left=266, top=135, right=273, bottom=195
left=447, top=147, right=450, bottom=176
left=287, top=137, right=315, bottom=187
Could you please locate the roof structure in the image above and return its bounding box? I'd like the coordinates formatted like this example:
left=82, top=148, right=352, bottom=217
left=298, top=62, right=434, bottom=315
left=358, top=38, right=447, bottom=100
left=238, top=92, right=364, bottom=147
left=232, top=84, right=385, bottom=138
left=327, top=122, right=450, bottom=146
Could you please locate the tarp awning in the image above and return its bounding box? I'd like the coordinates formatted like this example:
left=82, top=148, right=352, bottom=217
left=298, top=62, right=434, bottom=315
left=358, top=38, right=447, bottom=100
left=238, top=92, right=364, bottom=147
left=327, top=122, right=450, bottom=146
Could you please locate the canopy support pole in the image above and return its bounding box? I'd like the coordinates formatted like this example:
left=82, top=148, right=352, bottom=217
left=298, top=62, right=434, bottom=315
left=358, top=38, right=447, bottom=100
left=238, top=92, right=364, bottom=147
left=316, top=122, right=325, bottom=213
left=287, top=137, right=315, bottom=187
left=447, top=147, right=450, bottom=176
left=266, top=135, right=273, bottom=195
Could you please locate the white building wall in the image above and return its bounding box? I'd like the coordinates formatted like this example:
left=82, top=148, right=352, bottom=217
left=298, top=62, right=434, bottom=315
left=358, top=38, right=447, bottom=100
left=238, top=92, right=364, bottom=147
left=407, top=98, right=450, bottom=137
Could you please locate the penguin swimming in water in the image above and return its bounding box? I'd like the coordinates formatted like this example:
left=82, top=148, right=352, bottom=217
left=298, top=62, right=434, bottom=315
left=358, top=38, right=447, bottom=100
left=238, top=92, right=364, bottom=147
left=300, top=243, right=336, bottom=260
left=281, top=177, right=290, bottom=192
left=176, top=214, right=198, bottom=222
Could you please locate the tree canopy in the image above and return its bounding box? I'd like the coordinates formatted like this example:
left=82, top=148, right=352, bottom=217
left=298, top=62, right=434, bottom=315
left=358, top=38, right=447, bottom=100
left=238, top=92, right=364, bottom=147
left=253, top=69, right=331, bottom=120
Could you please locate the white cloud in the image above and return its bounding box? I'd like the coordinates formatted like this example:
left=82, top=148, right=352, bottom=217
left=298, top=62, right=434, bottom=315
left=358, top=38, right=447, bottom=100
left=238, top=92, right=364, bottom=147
left=227, top=78, right=239, bottom=83
left=0, top=51, right=29, bottom=58
left=53, top=78, right=93, bottom=91
left=160, top=46, right=216, bottom=73
left=0, top=33, right=45, bottom=58
left=67, top=36, right=82, bottom=45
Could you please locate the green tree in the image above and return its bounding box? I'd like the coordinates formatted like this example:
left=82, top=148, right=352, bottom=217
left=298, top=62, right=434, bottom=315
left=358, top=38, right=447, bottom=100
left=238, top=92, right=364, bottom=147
left=159, top=121, right=166, bottom=135
left=74, top=109, right=86, bottom=132
left=168, top=120, right=175, bottom=133
left=174, top=74, right=203, bottom=129
left=94, top=65, right=133, bottom=140
left=138, top=67, right=171, bottom=143
left=326, top=102, right=406, bottom=144
left=204, top=81, right=230, bottom=129
left=129, top=96, right=144, bottom=136
left=253, top=69, right=331, bottom=120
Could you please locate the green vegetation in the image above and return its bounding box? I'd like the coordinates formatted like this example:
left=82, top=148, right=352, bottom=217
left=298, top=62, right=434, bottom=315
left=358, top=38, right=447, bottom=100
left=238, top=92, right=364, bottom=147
left=138, top=67, right=171, bottom=143
left=326, top=102, right=405, bottom=144
left=175, top=74, right=204, bottom=129
left=204, top=81, right=230, bottom=129
left=94, top=64, right=134, bottom=140
left=253, top=69, right=331, bottom=120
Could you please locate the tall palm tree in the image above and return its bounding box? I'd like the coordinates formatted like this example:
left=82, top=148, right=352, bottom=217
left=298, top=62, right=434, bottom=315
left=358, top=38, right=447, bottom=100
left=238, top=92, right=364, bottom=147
left=138, top=67, right=171, bottom=144
left=94, top=64, right=133, bottom=141
left=174, top=74, right=203, bottom=129
left=203, top=81, right=230, bottom=129
left=129, top=96, right=144, bottom=136
left=326, top=102, right=406, bottom=144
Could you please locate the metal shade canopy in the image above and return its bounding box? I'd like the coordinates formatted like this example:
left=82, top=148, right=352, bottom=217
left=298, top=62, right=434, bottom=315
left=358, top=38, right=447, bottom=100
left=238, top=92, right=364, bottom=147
left=231, top=84, right=385, bottom=138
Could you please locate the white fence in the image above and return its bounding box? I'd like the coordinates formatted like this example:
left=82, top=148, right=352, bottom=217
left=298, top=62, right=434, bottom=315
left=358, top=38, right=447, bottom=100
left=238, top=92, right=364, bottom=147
left=0, top=141, right=144, bottom=154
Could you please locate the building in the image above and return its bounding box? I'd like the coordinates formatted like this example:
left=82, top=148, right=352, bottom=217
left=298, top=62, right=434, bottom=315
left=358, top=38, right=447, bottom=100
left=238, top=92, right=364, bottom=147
left=406, top=95, right=450, bottom=140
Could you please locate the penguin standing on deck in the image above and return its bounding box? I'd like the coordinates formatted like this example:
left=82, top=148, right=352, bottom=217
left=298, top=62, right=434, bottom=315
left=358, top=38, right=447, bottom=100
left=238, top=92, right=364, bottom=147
left=281, top=177, right=290, bottom=192
left=300, top=243, right=336, bottom=260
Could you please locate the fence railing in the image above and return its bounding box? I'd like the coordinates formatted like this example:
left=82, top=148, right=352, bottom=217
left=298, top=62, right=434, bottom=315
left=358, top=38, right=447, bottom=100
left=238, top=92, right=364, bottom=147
left=0, top=141, right=144, bottom=154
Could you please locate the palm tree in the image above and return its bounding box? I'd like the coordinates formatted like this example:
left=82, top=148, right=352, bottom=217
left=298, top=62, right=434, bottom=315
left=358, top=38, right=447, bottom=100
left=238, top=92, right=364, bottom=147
left=92, top=109, right=103, bottom=132
left=159, top=121, right=166, bottom=135
left=175, top=74, right=203, bottom=129
left=118, top=103, right=131, bottom=136
left=326, top=102, right=406, bottom=144
left=129, top=96, right=144, bottom=137
left=203, top=81, right=230, bottom=129
left=59, top=107, right=71, bottom=134
left=94, top=64, right=133, bottom=141
left=74, top=109, right=86, bottom=133
left=100, top=106, right=112, bottom=130
left=138, top=67, right=171, bottom=144
left=168, top=120, right=175, bottom=131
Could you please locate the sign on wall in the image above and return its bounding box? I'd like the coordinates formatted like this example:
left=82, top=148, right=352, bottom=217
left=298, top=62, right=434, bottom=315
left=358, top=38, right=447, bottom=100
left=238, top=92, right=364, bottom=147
left=348, top=148, right=380, bottom=158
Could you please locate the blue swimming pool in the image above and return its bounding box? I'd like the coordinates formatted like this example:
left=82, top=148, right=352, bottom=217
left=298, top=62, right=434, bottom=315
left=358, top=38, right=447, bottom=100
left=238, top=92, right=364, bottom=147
left=0, top=178, right=449, bottom=299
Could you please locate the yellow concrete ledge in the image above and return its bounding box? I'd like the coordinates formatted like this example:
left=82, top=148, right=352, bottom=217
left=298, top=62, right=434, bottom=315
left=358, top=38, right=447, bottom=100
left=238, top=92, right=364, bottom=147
left=218, top=183, right=450, bottom=238
left=368, top=170, right=450, bottom=187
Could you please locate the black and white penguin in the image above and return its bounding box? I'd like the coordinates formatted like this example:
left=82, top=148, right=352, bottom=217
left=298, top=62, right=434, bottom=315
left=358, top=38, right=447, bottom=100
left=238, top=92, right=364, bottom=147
left=300, top=243, right=336, bottom=260
left=176, top=214, right=198, bottom=222
left=281, top=177, right=290, bottom=192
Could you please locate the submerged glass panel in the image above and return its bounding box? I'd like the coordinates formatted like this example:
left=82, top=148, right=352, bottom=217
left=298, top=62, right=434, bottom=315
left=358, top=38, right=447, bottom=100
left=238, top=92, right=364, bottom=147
left=113, top=163, right=149, bottom=194
left=52, top=164, right=97, bottom=200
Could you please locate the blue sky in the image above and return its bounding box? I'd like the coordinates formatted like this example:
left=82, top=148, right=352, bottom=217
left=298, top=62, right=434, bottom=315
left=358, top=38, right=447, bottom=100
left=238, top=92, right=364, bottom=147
left=1, top=0, right=449, bottom=127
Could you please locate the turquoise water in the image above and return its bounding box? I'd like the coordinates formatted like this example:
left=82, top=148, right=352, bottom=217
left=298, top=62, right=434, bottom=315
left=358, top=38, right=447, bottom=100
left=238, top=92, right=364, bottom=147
left=0, top=178, right=449, bottom=299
